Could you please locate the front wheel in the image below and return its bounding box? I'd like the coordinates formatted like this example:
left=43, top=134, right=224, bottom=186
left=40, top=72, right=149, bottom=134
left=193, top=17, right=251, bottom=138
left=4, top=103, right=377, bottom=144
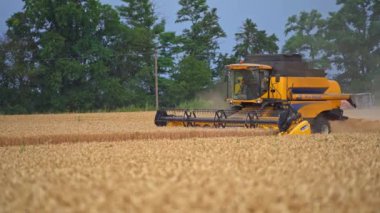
left=311, top=116, right=331, bottom=134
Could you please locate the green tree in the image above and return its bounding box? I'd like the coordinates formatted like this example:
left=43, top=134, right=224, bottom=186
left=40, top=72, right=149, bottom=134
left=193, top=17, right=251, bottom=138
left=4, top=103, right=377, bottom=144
left=157, top=31, right=180, bottom=76
left=1, top=11, right=40, bottom=113
left=214, top=53, right=237, bottom=81
left=234, top=19, right=279, bottom=59
left=117, top=0, right=165, bottom=107
left=176, top=0, right=226, bottom=65
left=326, top=0, right=380, bottom=92
left=170, top=56, right=212, bottom=103
left=174, top=0, right=226, bottom=100
left=155, top=31, right=182, bottom=107
left=283, top=10, right=329, bottom=68
left=3, top=0, right=127, bottom=112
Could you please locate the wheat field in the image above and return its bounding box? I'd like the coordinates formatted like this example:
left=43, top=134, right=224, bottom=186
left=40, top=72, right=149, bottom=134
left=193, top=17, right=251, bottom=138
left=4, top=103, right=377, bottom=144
left=1, top=110, right=380, bottom=212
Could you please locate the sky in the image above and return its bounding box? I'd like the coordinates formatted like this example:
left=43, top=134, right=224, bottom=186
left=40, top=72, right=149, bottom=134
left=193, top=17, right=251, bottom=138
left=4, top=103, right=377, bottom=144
left=0, top=0, right=340, bottom=54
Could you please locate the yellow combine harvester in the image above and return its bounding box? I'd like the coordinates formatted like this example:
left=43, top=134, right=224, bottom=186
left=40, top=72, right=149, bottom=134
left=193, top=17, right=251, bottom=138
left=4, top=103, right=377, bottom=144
left=154, top=54, right=356, bottom=135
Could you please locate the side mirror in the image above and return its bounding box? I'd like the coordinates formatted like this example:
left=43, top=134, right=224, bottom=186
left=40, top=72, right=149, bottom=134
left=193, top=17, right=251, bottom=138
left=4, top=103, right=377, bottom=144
left=275, top=74, right=280, bottom=83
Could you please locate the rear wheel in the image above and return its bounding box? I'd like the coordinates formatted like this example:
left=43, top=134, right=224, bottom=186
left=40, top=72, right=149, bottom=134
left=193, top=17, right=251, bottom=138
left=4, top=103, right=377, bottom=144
left=311, top=116, right=331, bottom=134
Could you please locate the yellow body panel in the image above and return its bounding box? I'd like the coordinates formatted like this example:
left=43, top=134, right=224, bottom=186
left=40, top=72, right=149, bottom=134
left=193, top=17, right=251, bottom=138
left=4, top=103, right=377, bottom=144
left=326, top=80, right=341, bottom=93
left=279, top=120, right=311, bottom=135
left=287, top=77, right=330, bottom=91
left=230, top=74, right=346, bottom=119
left=293, top=100, right=340, bottom=118
left=291, top=93, right=351, bottom=101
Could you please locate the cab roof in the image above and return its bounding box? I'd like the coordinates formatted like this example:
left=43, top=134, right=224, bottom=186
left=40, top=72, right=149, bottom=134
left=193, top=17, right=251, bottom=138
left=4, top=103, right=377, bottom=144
left=226, top=63, right=272, bottom=71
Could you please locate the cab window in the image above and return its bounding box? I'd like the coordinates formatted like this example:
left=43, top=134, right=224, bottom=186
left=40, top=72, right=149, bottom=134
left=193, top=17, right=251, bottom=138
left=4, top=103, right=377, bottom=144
left=229, top=70, right=269, bottom=100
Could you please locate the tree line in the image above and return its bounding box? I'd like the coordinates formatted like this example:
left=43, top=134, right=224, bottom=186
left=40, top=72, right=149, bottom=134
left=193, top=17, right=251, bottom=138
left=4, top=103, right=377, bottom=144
left=0, top=0, right=379, bottom=114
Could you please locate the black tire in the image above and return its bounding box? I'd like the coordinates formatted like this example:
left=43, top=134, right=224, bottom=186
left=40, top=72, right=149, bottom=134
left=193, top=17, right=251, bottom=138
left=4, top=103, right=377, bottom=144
left=311, top=116, right=331, bottom=134
left=154, top=110, right=168, bottom=127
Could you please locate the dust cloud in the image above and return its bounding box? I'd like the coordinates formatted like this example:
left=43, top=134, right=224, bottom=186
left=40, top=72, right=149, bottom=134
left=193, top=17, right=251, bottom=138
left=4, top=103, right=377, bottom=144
left=196, top=82, right=230, bottom=109
left=331, top=107, right=380, bottom=133
left=331, top=118, right=380, bottom=133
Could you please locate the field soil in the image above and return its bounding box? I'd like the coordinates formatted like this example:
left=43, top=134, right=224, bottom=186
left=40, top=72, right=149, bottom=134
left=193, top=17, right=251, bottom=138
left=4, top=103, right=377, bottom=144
left=1, top=109, right=380, bottom=212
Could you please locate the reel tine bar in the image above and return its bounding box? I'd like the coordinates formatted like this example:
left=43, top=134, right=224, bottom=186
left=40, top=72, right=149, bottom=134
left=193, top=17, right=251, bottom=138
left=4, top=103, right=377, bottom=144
left=214, top=110, right=227, bottom=128
left=183, top=110, right=197, bottom=127
left=245, top=111, right=259, bottom=128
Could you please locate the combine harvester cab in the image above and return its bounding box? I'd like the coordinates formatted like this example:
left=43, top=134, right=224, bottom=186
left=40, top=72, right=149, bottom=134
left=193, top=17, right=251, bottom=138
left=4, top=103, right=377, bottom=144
left=155, top=54, right=356, bottom=135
